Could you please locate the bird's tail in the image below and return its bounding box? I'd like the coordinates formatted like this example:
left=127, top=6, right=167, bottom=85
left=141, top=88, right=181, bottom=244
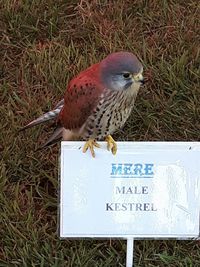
left=38, top=127, right=76, bottom=150
left=20, top=99, right=77, bottom=149
left=38, top=126, right=64, bottom=149
left=20, top=99, right=64, bottom=131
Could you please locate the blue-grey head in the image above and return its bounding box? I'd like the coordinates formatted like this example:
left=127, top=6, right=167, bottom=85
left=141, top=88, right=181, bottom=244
left=100, top=52, right=144, bottom=91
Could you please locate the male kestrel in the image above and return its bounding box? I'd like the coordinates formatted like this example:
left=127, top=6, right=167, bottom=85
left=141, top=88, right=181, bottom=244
left=22, top=52, right=144, bottom=157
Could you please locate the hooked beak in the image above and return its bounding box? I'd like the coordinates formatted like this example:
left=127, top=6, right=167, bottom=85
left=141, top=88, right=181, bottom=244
left=133, top=73, right=145, bottom=85
left=139, top=77, right=145, bottom=85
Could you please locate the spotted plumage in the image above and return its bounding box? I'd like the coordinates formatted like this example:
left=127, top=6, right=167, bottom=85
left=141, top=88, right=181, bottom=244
left=82, top=87, right=139, bottom=140
left=22, top=51, right=144, bottom=157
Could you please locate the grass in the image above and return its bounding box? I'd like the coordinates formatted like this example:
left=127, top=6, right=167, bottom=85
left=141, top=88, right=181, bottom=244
left=0, top=0, right=200, bottom=266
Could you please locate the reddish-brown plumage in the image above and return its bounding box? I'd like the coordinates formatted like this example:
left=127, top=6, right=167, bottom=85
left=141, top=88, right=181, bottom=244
left=22, top=51, right=144, bottom=155
left=59, top=63, right=104, bottom=130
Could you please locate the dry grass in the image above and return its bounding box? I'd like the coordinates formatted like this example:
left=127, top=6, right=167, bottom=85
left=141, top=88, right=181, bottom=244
left=1, top=0, right=200, bottom=266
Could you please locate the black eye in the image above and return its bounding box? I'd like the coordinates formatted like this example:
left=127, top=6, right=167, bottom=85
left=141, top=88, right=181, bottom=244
left=123, top=73, right=131, bottom=79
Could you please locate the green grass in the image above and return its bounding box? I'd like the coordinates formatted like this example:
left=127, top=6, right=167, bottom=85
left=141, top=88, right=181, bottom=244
left=1, top=0, right=200, bottom=266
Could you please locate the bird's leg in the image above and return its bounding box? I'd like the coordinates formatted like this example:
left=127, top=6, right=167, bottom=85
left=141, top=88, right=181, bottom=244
left=82, top=139, right=101, bottom=158
left=105, top=135, right=117, bottom=155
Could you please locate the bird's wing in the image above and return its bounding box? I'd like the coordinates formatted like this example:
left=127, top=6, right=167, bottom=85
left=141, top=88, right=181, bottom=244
left=20, top=99, right=64, bottom=130
left=54, top=99, right=64, bottom=109
left=59, top=68, right=103, bottom=130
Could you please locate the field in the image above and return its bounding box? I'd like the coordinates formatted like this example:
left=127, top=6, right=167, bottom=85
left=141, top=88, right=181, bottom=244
left=1, top=0, right=200, bottom=266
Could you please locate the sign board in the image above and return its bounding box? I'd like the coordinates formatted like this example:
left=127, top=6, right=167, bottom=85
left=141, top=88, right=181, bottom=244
left=60, top=142, right=200, bottom=239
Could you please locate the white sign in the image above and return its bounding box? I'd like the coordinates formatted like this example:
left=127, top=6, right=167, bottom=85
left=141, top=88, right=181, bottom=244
left=60, top=142, right=200, bottom=238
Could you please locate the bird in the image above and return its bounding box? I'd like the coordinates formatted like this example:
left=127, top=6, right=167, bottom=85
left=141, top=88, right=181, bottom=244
left=21, top=51, right=144, bottom=157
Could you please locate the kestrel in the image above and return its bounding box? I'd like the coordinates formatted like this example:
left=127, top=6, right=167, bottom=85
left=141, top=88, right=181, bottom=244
left=22, top=52, right=144, bottom=157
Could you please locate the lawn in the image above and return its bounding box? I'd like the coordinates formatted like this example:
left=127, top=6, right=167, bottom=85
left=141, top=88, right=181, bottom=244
left=1, top=0, right=200, bottom=266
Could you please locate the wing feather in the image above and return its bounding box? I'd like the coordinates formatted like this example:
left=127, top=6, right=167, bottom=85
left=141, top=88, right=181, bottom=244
left=59, top=63, right=103, bottom=130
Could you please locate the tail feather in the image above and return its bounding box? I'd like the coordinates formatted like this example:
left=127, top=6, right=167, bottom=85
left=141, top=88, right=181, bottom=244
left=38, top=126, right=63, bottom=150
left=20, top=100, right=64, bottom=131
left=37, top=127, right=76, bottom=150
left=20, top=99, right=77, bottom=150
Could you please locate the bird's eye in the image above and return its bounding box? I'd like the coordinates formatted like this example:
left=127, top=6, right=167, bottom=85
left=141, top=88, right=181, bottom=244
left=123, top=73, right=131, bottom=79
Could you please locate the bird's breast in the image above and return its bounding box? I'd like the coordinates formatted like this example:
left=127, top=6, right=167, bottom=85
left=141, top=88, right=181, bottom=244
left=81, top=85, right=139, bottom=140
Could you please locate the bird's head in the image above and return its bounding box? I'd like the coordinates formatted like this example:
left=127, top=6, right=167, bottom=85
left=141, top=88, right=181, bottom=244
left=100, top=52, right=144, bottom=91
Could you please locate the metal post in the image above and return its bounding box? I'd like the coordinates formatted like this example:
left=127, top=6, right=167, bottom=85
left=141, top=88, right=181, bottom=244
left=126, top=238, right=134, bottom=267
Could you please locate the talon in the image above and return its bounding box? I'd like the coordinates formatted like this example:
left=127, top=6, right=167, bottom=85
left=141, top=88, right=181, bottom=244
left=105, top=135, right=117, bottom=155
left=82, top=139, right=100, bottom=158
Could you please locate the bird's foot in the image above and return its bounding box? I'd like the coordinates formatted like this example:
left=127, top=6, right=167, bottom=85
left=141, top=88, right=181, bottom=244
left=105, top=135, right=117, bottom=155
left=82, top=139, right=100, bottom=158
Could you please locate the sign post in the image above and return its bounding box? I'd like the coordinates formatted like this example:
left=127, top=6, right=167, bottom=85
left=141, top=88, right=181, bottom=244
left=126, top=238, right=134, bottom=267
left=60, top=142, right=200, bottom=266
